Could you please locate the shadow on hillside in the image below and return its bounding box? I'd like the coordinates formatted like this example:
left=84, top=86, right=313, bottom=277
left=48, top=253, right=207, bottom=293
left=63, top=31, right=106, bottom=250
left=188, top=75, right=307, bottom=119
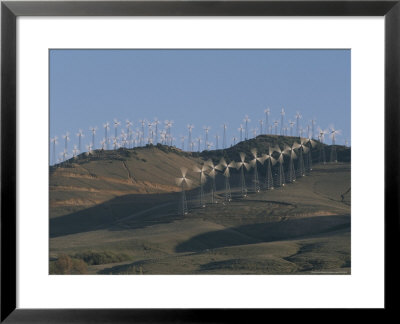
left=49, top=191, right=188, bottom=238
left=175, top=214, right=350, bottom=253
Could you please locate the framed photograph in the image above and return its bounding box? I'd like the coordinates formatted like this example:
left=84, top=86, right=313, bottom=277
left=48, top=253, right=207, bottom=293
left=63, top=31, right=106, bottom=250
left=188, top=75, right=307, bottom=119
left=1, top=0, right=398, bottom=321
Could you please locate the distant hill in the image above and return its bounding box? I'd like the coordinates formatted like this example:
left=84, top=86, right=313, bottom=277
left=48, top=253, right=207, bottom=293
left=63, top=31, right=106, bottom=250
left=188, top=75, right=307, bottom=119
left=50, top=137, right=350, bottom=219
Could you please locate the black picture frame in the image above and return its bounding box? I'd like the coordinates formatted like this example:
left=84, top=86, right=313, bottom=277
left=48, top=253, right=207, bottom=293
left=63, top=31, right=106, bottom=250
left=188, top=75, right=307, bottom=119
left=1, top=0, right=399, bottom=322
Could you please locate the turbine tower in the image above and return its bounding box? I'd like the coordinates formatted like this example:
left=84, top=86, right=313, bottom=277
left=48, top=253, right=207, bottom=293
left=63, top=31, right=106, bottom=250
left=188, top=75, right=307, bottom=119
left=250, top=148, right=262, bottom=193
left=318, top=127, right=327, bottom=164
left=274, top=145, right=286, bottom=188
left=216, top=158, right=235, bottom=202
left=222, top=123, right=227, bottom=149
left=72, top=145, right=79, bottom=159
left=294, top=139, right=309, bottom=177
left=175, top=167, right=191, bottom=216
left=76, top=129, right=84, bottom=152
left=280, top=108, right=285, bottom=135
left=236, top=152, right=250, bottom=197
left=311, top=118, right=316, bottom=139
left=238, top=125, right=244, bottom=142
left=187, top=124, right=194, bottom=151
left=50, top=136, right=58, bottom=165
left=244, top=115, right=250, bottom=140
left=126, top=120, right=132, bottom=147
left=114, top=119, right=120, bottom=145
left=304, top=137, right=317, bottom=173
left=329, top=127, right=341, bottom=163
left=89, top=126, right=97, bottom=149
left=103, top=123, right=110, bottom=150
left=154, top=118, right=160, bottom=144
left=273, top=120, right=278, bottom=135
left=264, top=108, right=270, bottom=134
left=139, top=119, right=145, bottom=146
left=193, top=164, right=208, bottom=208
left=215, top=134, right=220, bottom=150
left=62, top=132, right=70, bottom=153
left=295, top=112, right=302, bottom=137
left=206, top=160, right=218, bottom=204
left=262, top=147, right=276, bottom=190
left=204, top=126, right=211, bottom=150
left=259, top=119, right=263, bottom=135
left=284, top=143, right=297, bottom=183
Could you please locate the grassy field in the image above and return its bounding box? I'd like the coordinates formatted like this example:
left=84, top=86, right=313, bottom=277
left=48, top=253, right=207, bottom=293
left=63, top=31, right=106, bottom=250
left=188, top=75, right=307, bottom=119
left=49, top=148, right=350, bottom=274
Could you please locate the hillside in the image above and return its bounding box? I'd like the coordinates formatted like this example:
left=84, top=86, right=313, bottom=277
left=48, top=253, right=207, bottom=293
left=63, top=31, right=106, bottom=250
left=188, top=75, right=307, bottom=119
left=49, top=136, right=351, bottom=274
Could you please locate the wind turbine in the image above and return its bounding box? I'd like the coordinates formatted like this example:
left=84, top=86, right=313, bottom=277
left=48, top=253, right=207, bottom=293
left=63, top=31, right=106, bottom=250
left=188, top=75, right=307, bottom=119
left=244, top=115, right=250, bottom=140
left=250, top=148, right=263, bottom=193
left=232, top=136, right=237, bottom=146
left=76, top=130, right=84, bottom=152
left=238, top=125, right=244, bottom=142
left=50, top=136, right=58, bottom=165
left=273, top=120, right=278, bottom=135
left=222, top=123, right=227, bottom=149
left=103, top=122, right=110, bottom=150
left=318, top=127, right=327, bottom=164
left=153, top=118, right=160, bottom=144
left=264, top=108, right=270, bottom=134
left=283, top=143, right=298, bottom=183
left=187, top=124, right=194, bottom=151
left=295, top=112, right=302, bottom=137
left=216, top=158, right=235, bottom=202
left=203, top=126, right=211, bottom=150
left=289, top=121, right=295, bottom=137
left=72, top=145, right=79, bottom=159
left=215, top=134, right=220, bottom=150
left=259, top=119, right=263, bottom=135
left=280, top=108, right=285, bottom=135
left=304, top=137, right=317, bottom=173
left=62, top=132, right=70, bottom=152
left=126, top=120, right=132, bottom=147
left=89, top=126, right=97, bottom=149
left=294, top=139, right=309, bottom=177
left=206, top=160, right=218, bottom=204
left=180, top=135, right=185, bottom=150
left=139, top=119, right=145, bottom=146
left=86, top=144, right=93, bottom=156
left=274, top=145, right=286, bottom=187
left=329, top=126, right=341, bottom=163
left=311, top=118, right=316, bottom=139
left=193, top=163, right=208, bottom=207
left=262, top=147, right=276, bottom=190
left=196, top=137, right=202, bottom=152
left=114, top=119, right=120, bottom=144
left=100, top=138, right=106, bottom=150
left=175, top=167, right=191, bottom=215
left=236, top=152, right=250, bottom=197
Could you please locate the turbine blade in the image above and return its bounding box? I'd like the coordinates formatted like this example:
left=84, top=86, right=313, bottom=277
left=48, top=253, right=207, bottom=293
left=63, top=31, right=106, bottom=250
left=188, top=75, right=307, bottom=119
left=180, top=167, right=188, bottom=177
left=175, top=178, right=183, bottom=186
left=240, top=152, right=245, bottom=163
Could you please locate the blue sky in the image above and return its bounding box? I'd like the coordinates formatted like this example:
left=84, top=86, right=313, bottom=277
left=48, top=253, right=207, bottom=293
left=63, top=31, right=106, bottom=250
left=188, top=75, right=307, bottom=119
left=50, top=49, right=350, bottom=163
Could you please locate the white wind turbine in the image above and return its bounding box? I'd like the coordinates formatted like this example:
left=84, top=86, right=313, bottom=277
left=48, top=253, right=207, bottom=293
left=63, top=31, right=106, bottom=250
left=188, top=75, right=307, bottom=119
left=280, top=108, right=285, bottom=135
left=85, top=143, right=93, bottom=156
left=113, top=119, right=120, bottom=145
left=76, top=129, right=84, bottom=152
left=283, top=143, right=298, bottom=183
left=295, top=112, right=302, bottom=137
left=126, top=120, right=133, bottom=147
left=215, top=134, right=220, bottom=150
left=288, top=121, right=295, bottom=136
left=89, top=126, right=97, bottom=150
left=103, top=122, right=110, bottom=150
left=273, top=120, right=278, bottom=135
left=196, top=137, right=202, bottom=152
left=216, top=158, right=236, bottom=202
left=244, top=115, right=250, bottom=140
left=139, top=119, right=145, bottom=146
left=250, top=148, right=263, bottom=193
left=236, top=152, right=250, bottom=197
left=274, top=145, right=286, bottom=187
left=50, top=136, right=58, bottom=165
left=193, top=163, right=208, bottom=208
left=206, top=159, right=218, bottom=204
left=259, top=119, right=263, bottom=135
left=232, top=136, right=237, bottom=146
left=72, top=145, right=79, bottom=159
left=294, top=139, right=309, bottom=177
left=180, top=135, right=185, bottom=150
left=60, top=149, right=69, bottom=163
left=261, top=147, right=276, bottom=190
left=187, top=124, right=194, bottom=151
left=238, top=125, right=244, bottom=142
left=153, top=118, right=160, bottom=144
left=329, top=126, right=341, bottom=163
left=264, top=108, right=270, bottom=134
left=100, top=138, right=106, bottom=150
left=318, top=127, right=328, bottom=164
left=203, top=126, right=211, bottom=150
left=304, top=137, right=317, bottom=173
left=62, top=132, right=70, bottom=152
left=222, top=123, right=227, bottom=149
left=175, top=167, right=192, bottom=216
